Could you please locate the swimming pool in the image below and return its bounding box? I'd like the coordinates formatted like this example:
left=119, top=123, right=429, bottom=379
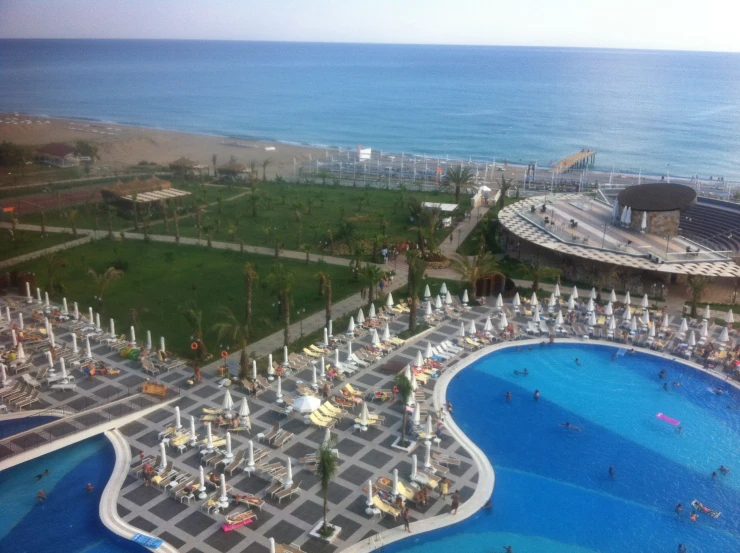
left=382, top=343, right=740, bottom=553
left=0, top=434, right=146, bottom=553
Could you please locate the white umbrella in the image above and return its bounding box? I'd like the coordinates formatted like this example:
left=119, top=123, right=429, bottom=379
left=468, top=319, right=477, bottom=335
left=366, top=479, right=374, bottom=507
left=5, top=307, right=10, bottom=323
left=567, top=295, right=575, bottom=311
left=359, top=402, right=369, bottom=430
left=312, top=363, right=318, bottom=386
left=129, top=325, right=136, bottom=344
left=704, top=305, right=711, bottom=320
left=640, top=210, right=647, bottom=232
left=623, top=304, right=632, bottom=321
left=688, top=331, right=696, bottom=347
left=549, top=293, right=556, bottom=308
left=484, top=316, right=493, bottom=332
left=17, top=342, right=26, bottom=361
left=499, top=312, right=508, bottom=331
left=11, top=328, right=17, bottom=347
left=159, top=441, right=167, bottom=470
left=415, top=350, right=424, bottom=367
left=283, top=346, right=289, bottom=366
left=44, top=291, right=49, bottom=309
left=219, top=473, right=229, bottom=506
left=586, top=298, right=595, bottom=312
left=411, top=454, right=418, bottom=480
left=459, top=321, right=466, bottom=337
left=95, top=313, right=101, bottom=331
left=369, top=303, right=376, bottom=318
left=624, top=291, right=631, bottom=305
left=719, top=326, right=729, bottom=343
left=434, top=295, right=443, bottom=310
left=347, top=341, right=352, bottom=361
left=648, top=324, right=656, bottom=338
left=424, top=440, right=432, bottom=468
left=36, top=287, right=42, bottom=304
left=679, top=318, right=688, bottom=335
left=293, top=395, right=321, bottom=414
left=532, top=304, right=540, bottom=322
left=25, top=281, right=31, bottom=302
left=357, top=308, right=365, bottom=324
left=572, top=286, right=579, bottom=299
left=462, top=289, right=469, bottom=304
left=0, top=364, right=6, bottom=387
left=222, top=390, right=234, bottom=412
left=88, top=306, right=94, bottom=324
left=495, top=293, right=503, bottom=308
left=347, top=317, right=355, bottom=334
left=403, top=365, right=412, bottom=382
left=323, top=327, right=328, bottom=346
left=189, top=416, right=197, bottom=445
left=625, top=206, right=632, bottom=225
left=608, top=316, right=617, bottom=332
left=531, top=291, right=538, bottom=305
left=386, top=292, right=394, bottom=307
left=425, top=301, right=432, bottom=317
left=445, top=291, right=453, bottom=305
left=726, top=309, right=735, bottom=325
left=630, top=316, right=638, bottom=332
left=513, top=292, right=521, bottom=307
left=49, top=328, right=56, bottom=348
left=320, top=356, right=326, bottom=378
left=328, top=320, right=333, bottom=337
left=605, top=302, right=613, bottom=316
left=175, top=406, right=182, bottom=429
left=589, top=287, right=597, bottom=300
left=392, top=469, right=399, bottom=497
left=160, top=336, right=166, bottom=353
left=72, top=333, right=78, bottom=353
left=661, top=313, right=669, bottom=327
left=109, top=318, right=115, bottom=337
left=73, top=302, right=79, bottom=319
left=382, top=325, right=390, bottom=342
left=285, top=458, right=293, bottom=486
left=239, top=397, right=250, bottom=421
left=612, top=200, right=620, bottom=221
left=198, top=466, right=207, bottom=499
left=413, top=403, right=421, bottom=426
left=251, top=360, right=257, bottom=380
left=206, top=422, right=213, bottom=449
left=425, top=415, right=433, bottom=444
left=641, top=294, right=649, bottom=309
left=85, top=337, right=92, bottom=358
left=247, top=440, right=255, bottom=468
left=46, top=351, right=54, bottom=370
left=146, top=330, right=152, bottom=351
left=225, top=433, right=234, bottom=459
left=700, top=321, right=708, bottom=339
left=555, top=310, right=564, bottom=326
left=609, top=289, right=617, bottom=303
left=276, top=376, right=283, bottom=401
left=440, top=282, right=448, bottom=295
left=425, top=342, right=434, bottom=359
left=423, top=284, right=431, bottom=299
left=59, top=358, right=68, bottom=380
left=409, top=373, right=418, bottom=395
left=334, top=347, right=340, bottom=368
left=554, top=283, right=561, bottom=298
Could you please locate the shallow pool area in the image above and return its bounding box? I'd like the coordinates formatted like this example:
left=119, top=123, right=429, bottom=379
left=383, top=343, right=740, bottom=553
left=0, top=434, right=146, bottom=553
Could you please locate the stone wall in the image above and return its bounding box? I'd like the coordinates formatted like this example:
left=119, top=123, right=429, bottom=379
left=629, top=209, right=680, bottom=236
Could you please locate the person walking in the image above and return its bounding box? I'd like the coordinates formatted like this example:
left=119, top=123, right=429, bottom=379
left=403, top=506, right=411, bottom=532
left=451, top=490, right=461, bottom=514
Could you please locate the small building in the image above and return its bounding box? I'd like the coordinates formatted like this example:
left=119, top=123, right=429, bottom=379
left=100, top=177, right=191, bottom=210
left=169, top=157, right=199, bottom=177
left=218, top=161, right=248, bottom=180
left=36, top=143, right=79, bottom=168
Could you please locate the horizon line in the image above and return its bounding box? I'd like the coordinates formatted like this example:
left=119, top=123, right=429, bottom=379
left=0, top=37, right=738, bottom=55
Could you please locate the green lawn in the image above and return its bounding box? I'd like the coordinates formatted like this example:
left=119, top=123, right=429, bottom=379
left=457, top=197, right=520, bottom=256
left=7, top=240, right=362, bottom=358
left=0, top=229, right=77, bottom=259
left=149, top=183, right=459, bottom=260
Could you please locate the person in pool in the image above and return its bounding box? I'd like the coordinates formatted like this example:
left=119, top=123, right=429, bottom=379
left=513, top=368, right=529, bottom=376
left=560, top=422, right=583, bottom=431
left=35, top=469, right=50, bottom=480
left=504, top=547, right=513, bottom=553
left=609, top=466, right=615, bottom=479
left=673, top=381, right=681, bottom=387
left=505, top=391, right=512, bottom=402
left=574, top=358, right=580, bottom=365
left=713, top=388, right=725, bottom=395
left=664, top=383, right=669, bottom=391
left=675, top=503, right=683, bottom=516
left=659, top=369, right=667, bottom=379
left=533, top=389, right=540, bottom=401
left=719, top=465, right=731, bottom=475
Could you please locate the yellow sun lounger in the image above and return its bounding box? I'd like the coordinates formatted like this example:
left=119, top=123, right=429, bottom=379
left=303, top=348, right=321, bottom=358
left=309, top=412, right=336, bottom=428
left=372, top=494, right=401, bottom=519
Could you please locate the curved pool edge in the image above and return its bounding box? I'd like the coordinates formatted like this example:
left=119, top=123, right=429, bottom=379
left=101, top=429, right=179, bottom=553
left=339, top=336, right=740, bottom=553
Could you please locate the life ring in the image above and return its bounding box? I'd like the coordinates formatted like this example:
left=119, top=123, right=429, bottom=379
left=191, top=342, right=199, bottom=350
left=221, top=350, right=228, bottom=358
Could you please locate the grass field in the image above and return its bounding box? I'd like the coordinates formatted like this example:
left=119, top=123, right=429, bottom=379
left=7, top=240, right=362, bottom=357
left=149, top=182, right=459, bottom=259
left=0, top=229, right=77, bottom=259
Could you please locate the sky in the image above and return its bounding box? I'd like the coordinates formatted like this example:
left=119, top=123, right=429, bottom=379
left=0, top=0, right=738, bottom=52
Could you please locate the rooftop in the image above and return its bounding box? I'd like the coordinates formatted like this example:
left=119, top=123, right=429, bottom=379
left=37, top=143, right=76, bottom=157
left=617, top=183, right=697, bottom=212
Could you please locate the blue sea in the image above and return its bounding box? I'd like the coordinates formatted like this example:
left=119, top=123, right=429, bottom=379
left=1, top=40, right=740, bottom=178
left=384, top=344, right=740, bottom=553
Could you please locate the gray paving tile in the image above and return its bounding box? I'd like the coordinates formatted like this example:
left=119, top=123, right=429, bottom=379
left=265, top=520, right=304, bottom=544
left=119, top=374, right=147, bottom=387
left=158, top=531, right=186, bottom=549
left=120, top=421, right=148, bottom=437
left=129, top=515, right=158, bottom=532
left=138, top=430, right=164, bottom=448
left=362, top=449, right=393, bottom=469
left=192, top=385, right=219, bottom=399
left=123, top=484, right=163, bottom=507
left=331, top=513, right=362, bottom=539
left=300, top=539, right=338, bottom=553
left=150, top=496, right=189, bottom=521
left=176, top=511, right=215, bottom=537
left=118, top=504, right=131, bottom=518
left=338, top=464, right=373, bottom=486
left=204, top=527, right=246, bottom=551
left=336, top=438, right=364, bottom=456
left=314, top=482, right=352, bottom=505
left=289, top=499, right=324, bottom=523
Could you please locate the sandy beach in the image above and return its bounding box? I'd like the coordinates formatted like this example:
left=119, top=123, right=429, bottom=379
left=0, top=112, right=328, bottom=179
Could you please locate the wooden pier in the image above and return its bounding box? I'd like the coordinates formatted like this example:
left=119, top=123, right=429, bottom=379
left=552, top=150, right=596, bottom=173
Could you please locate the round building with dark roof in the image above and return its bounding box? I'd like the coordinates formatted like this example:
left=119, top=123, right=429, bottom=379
left=616, top=183, right=697, bottom=236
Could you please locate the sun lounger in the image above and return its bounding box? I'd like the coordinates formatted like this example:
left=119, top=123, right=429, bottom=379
left=273, top=431, right=293, bottom=448
left=432, top=452, right=461, bottom=466
left=222, top=449, right=245, bottom=474
left=201, top=492, right=223, bottom=514
left=372, top=494, right=401, bottom=519
left=309, top=411, right=336, bottom=428
left=273, top=481, right=302, bottom=503
left=169, top=475, right=197, bottom=497
left=261, top=423, right=280, bottom=442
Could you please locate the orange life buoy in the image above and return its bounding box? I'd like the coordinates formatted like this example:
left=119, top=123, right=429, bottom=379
left=191, top=342, right=199, bottom=350
left=221, top=350, right=228, bottom=358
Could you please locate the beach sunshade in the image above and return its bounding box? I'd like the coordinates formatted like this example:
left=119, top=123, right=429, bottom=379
left=17, top=342, right=25, bottom=360
left=328, top=320, right=333, bottom=337
left=640, top=210, right=647, bottom=231
left=435, top=295, right=443, bottom=310
left=369, top=303, right=376, bottom=318
left=499, top=313, right=508, bottom=330
left=323, top=327, right=328, bottom=346
left=661, top=313, right=669, bottom=327
left=334, top=347, right=340, bottom=367
left=700, top=321, right=708, bottom=338
left=641, top=294, right=649, bottom=309
left=531, top=292, right=538, bottom=305
left=459, top=321, right=466, bottom=337
left=625, top=207, right=632, bottom=225
left=610, top=289, right=617, bottom=303
left=726, top=309, right=735, bottom=325
left=649, top=324, right=656, bottom=338
left=484, top=316, right=493, bottom=332
left=222, top=390, right=234, bottom=412
left=688, top=331, right=696, bottom=347
left=589, top=311, right=597, bottom=327
left=623, top=304, right=632, bottom=321
left=587, top=298, right=595, bottom=312
left=532, top=304, right=540, bottom=322
left=445, top=291, right=453, bottom=305
left=424, top=284, right=431, bottom=298
left=555, top=311, right=564, bottom=326
left=0, top=364, right=6, bottom=386
left=462, top=289, right=469, bottom=304
left=386, top=292, right=394, bottom=307
left=409, top=373, right=418, bottom=396
left=605, top=302, right=613, bottom=316
left=320, top=356, right=326, bottom=377
left=413, top=403, right=421, bottom=425
left=312, top=362, right=318, bottom=385
left=403, top=364, right=412, bottom=382
left=276, top=376, right=283, bottom=399
left=630, top=316, right=638, bottom=332
left=425, top=301, right=433, bottom=317
left=283, top=346, right=289, bottom=365
left=267, top=354, right=275, bottom=375
left=612, top=201, right=620, bottom=221
left=469, top=319, right=477, bottom=335
left=225, top=433, right=233, bottom=459
left=130, top=325, right=136, bottom=344
left=567, top=295, right=575, bottom=311
left=425, top=342, right=434, bottom=359
left=347, top=316, right=355, bottom=334
left=495, top=293, right=503, bottom=308
left=382, top=325, right=391, bottom=342
left=608, top=316, right=617, bottom=331
left=719, top=326, right=729, bottom=343
left=513, top=292, right=521, bottom=307
left=372, top=328, right=381, bottom=346
left=554, top=283, right=561, bottom=298
left=589, top=287, right=597, bottom=299
left=415, top=350, right=424, bottom=367
left=85, top=337, right=92, bottom=358
left=160, top=442, right=167, bottom=470
left=357, top=308, right=365, bottom=324
left=624, top=291, right=631, bottom=305
left=572, top=286, right=579, bottom=299
left=440, top=282, right=448, bottom=295
left=11, top=328, right=18, bottom=347
left=411, top=454, right=418, bottom=479
left=704, top=305, right=711, bottom=320
left=549, top=293, right=556, bottom=308
left=293, top=395, right=321, bottom=414
left=366, top=480, right=374, bottom=507
left=679, top=318, right=688, bottom=334
left=360, top=402, right=370, bottom=427
left=239, top=398, right=250, bottom=419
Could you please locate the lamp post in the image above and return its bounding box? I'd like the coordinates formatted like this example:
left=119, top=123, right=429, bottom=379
left=297, top=308, right=306, bottom=337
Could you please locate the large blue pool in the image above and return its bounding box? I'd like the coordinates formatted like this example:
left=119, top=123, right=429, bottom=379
left=384, top=343, right=740, bottom=553
left=0, top=435, right=146, bottom=553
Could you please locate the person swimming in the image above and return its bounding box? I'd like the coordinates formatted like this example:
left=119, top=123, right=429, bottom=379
left=505, top=391, right=512, bottom=402
left=673, top=381, right=681, bottom=387
left=513, top=368, right=529, bottom=376
left=560, top=422, right=583, bottom=431
left=712, top=388, right=725, bottom=395
left=609, top=466, right=615, bottom=479
left=533, top=389, right=540, bottom=401
left=574, top=358, right=580, bottom=365
left=675, top=503, right=683, bottom=516
left=664, top=383, right=669, bottom=391
left=35, top=469, right=50, bottom=480
left=719, top=465, right=731, bottom=475
left=659, top=369, right=667, bottom=379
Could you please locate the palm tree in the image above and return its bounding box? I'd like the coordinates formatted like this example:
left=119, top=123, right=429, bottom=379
left=248, top=161, right=258, bottom=188
left=107, top=206, right=116, bottom=239
left=316, top=440, right=338, bottom=537
left=406, top=251, right=426, bottom=332
left=360, top=264, right=385, bottom=306
left=411, top=209, right=441, bottom=254
left=370, top=234, right=385, bottom=263
left=193, top=202, right=203, bottom=240
left=142, top=214, right=151, bottom=242
left=88, top=266, right=123, bottom=312
left=180, top=300, right=208, bottom=359
left=212, top=307, right=250, bottom=380
left=162, top=200, right=169, bottom=234
left=264, top=227, right=281, bottom=258
left=395, top=373, right=413, bottom=446
left=44, top=253, right=66, bottom=294
left=129, top=306, right=149, bottom=331
left=349, top=244, right=367, bottom=281
left=173, top=210, right=180, bottom=244
left=445, top=165, right=474, bottom=203
left=450, top=252, right=501, bottom=300
left=262, top=158, right=271, bottom=182
left=63, top=209, right=80, bottom=237
left=524, top=261, right=561, bottom=293
left=212, top=153, right=218, bottom=177
left=498, top=175, right=513, bottom=210
left=315, top=271, right=332, bottom=326
left=243, top=263, right=258, bottom=328
left=249, top=190, right=261, bottom=218
left=301, top=244, right=311, bottom=264
left=687, top=275, right=712, bottom=318
left=267, top=264, right=296, bottom=347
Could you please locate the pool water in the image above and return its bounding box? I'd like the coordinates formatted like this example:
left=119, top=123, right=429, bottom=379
left=0, top=435, right=146, bottom=553
left=0, top=416, right=57, bottom=439
left=383, top=343, right=740, bottom=553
